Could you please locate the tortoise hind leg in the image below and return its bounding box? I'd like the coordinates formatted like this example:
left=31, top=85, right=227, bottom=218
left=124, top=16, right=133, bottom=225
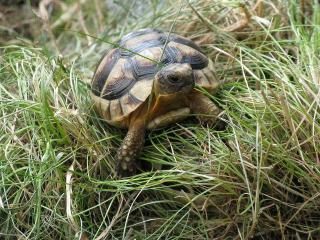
left=116, top=120, right=146, bottom=177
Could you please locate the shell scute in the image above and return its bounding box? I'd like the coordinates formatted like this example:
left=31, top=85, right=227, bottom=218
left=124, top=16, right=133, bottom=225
left=128, top=57, right=158, bottom=80
left=120, top=93, right=143, bottom=116
left=118, top=28, right=163, bottom=46
left=100, top=58, right=136, bottom=100
left=92, top=49, right=120, bottom=96
left=129, top=79, right=153, bottom=102
left=167, top=41, right=208, bottom=69
left=119, top=32, right=166, bottom=57
left=169, top=34, right=204, bottom=53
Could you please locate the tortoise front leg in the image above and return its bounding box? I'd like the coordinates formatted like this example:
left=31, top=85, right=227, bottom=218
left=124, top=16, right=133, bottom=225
left=116, top=120, right=146, bottom=177
left=188, top=92, right=221, bottom=127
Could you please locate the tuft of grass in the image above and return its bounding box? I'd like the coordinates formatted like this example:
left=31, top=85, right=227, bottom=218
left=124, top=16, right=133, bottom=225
left=1, top=0, right=320, bottom=239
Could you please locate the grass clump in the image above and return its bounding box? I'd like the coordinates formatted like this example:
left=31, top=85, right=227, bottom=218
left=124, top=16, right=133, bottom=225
left=1, top=0, right=320, bottom=239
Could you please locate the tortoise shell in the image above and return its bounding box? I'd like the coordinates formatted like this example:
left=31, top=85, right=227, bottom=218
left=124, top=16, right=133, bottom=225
left=91, top=28, right=218, bottom=126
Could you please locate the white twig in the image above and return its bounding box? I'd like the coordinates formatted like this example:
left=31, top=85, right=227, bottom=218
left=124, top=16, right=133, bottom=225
left=66, top=161, right=79, bottom=232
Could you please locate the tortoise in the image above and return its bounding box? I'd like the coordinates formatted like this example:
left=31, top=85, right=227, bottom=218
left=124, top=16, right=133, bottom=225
left=91, top=28, right=223, bottom=176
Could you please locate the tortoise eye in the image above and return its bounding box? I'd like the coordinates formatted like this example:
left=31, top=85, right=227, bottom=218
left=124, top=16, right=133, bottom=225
left=168, top=75, right=180, bottom=83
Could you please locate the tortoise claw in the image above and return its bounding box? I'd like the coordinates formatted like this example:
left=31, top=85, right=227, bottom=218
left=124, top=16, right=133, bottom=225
left=116, top=162, right=137, bottom=178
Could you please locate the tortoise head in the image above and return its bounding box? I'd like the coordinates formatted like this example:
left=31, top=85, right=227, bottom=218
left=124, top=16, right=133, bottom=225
left=153, top=63, right=194, bottom=97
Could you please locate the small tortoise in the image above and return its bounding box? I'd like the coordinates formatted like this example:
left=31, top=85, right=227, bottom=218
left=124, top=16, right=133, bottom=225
left=91, top=28, right=222, bottom=176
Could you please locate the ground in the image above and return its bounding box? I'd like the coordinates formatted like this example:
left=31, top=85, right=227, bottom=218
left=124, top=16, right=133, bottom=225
left=0, top=0, right=320, bottom=239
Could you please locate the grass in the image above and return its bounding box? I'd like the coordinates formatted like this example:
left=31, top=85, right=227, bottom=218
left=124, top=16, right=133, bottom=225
left=1, top=0, right=320, bottom=239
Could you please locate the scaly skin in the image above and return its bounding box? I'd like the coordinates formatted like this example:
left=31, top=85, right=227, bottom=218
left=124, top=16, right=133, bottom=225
left=188, top=91, right=221, bottom=127
left=116, top=120, right=145, bottom=177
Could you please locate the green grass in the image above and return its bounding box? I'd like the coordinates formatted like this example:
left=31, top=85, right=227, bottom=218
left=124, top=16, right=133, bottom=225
left=1, top=0, right=320, bottom=239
